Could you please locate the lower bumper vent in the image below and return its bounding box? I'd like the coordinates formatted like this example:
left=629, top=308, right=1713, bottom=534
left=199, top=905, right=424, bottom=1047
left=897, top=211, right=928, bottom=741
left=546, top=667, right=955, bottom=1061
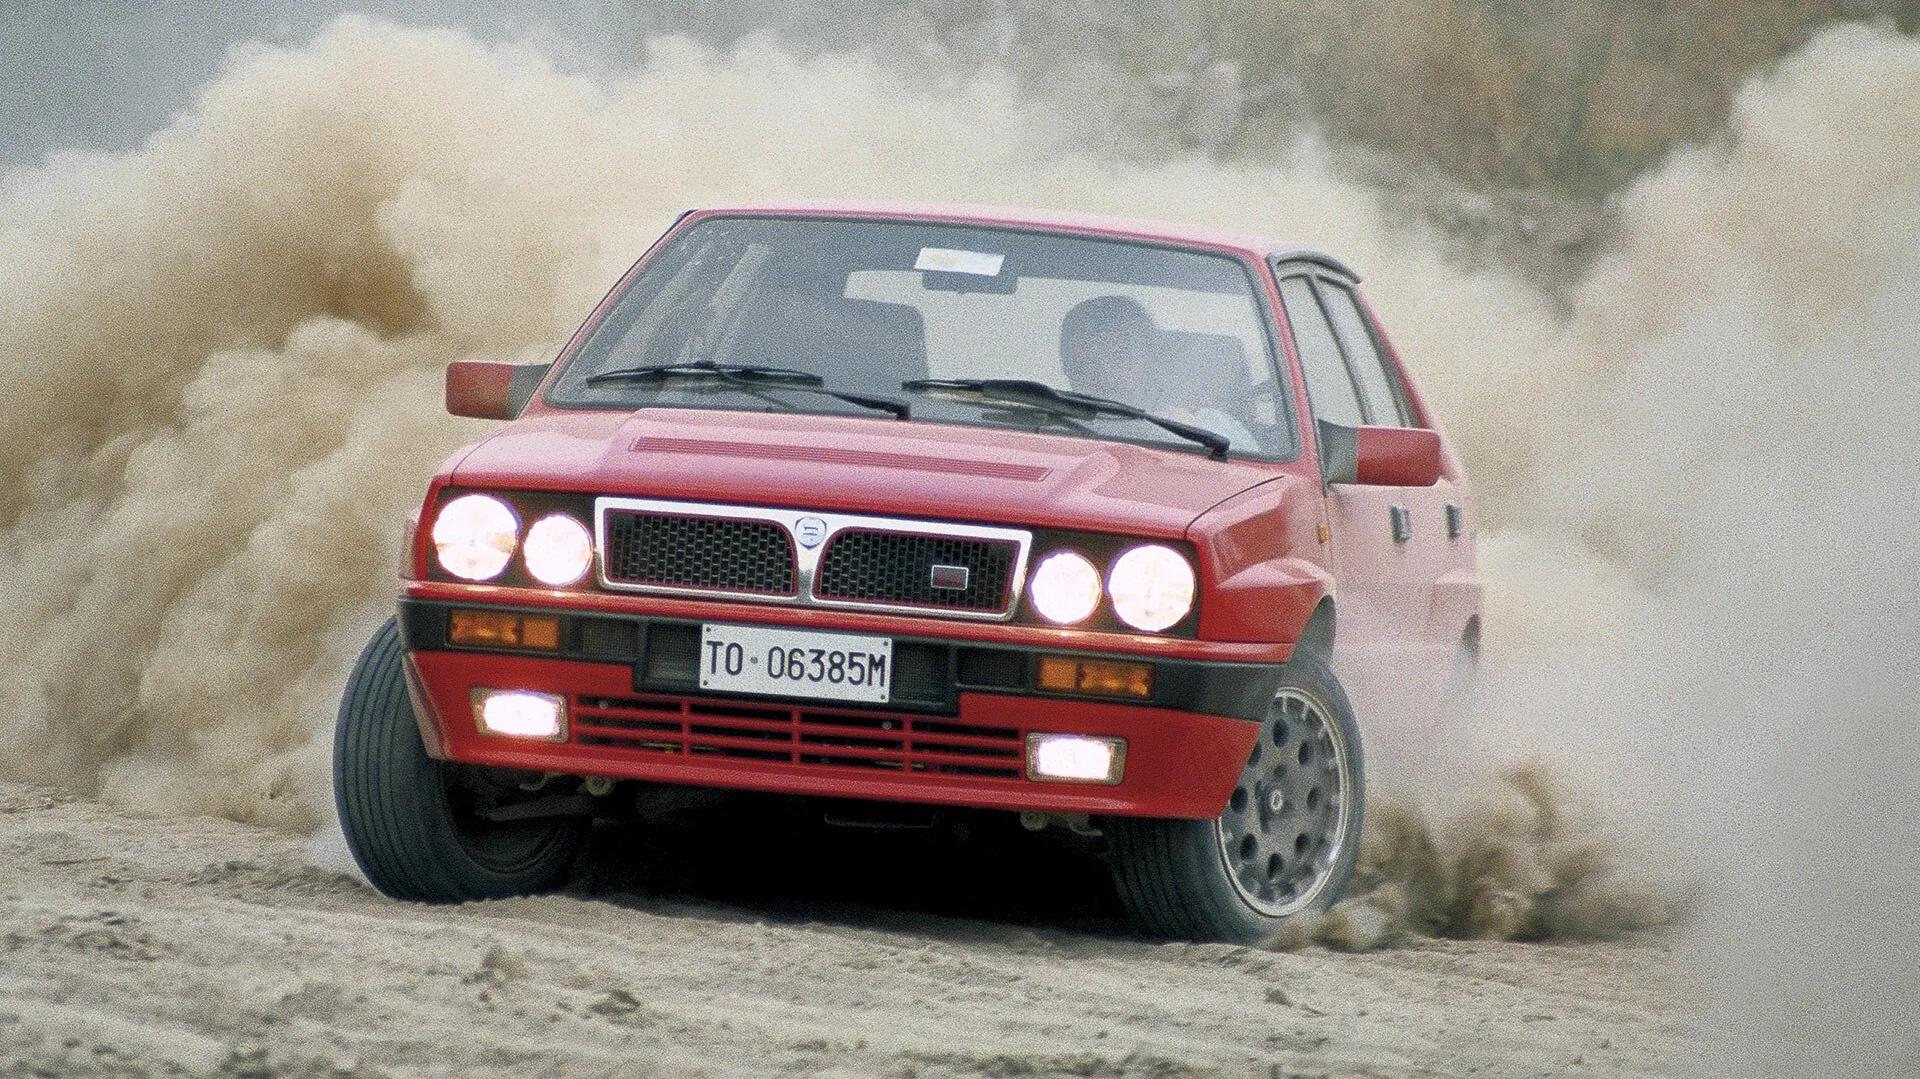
left=571, top=694, right=1024, bottom=779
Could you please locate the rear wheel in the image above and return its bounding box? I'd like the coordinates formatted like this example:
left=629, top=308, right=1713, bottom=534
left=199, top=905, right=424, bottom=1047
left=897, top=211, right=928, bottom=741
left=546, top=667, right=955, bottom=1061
left=333, top=617, right=587, bottom=902
left=1106, top=649, right=1363, bottom=941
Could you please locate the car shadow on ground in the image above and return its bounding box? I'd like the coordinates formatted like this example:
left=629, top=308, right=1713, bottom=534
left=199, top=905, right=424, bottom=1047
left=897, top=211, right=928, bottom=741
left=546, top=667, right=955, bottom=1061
left=562, top=790, right=1135, bottom=941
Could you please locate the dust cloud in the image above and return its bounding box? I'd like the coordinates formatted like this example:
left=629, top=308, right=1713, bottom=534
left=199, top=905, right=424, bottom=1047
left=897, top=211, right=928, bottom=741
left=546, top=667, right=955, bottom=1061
left=0, top=14, right=1539, bottom=830
left=1432, top=25, right=1920, bottom=1074
left=1, top=14, right=1915, bottom=1073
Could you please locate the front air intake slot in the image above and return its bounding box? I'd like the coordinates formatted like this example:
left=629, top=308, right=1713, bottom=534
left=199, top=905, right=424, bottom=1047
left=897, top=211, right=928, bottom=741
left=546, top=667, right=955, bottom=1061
left=571, top=695, right=1025, bottom=779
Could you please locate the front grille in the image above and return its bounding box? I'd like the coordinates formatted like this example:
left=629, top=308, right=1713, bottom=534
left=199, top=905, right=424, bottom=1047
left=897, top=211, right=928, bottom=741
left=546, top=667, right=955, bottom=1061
left=595, top=498, right=1031, bottom=620
left=571, top=694, right=1025, bottom=779
left=815, top=531, right=1017, bottom=613
left=602, top=511, right=795, bottom=594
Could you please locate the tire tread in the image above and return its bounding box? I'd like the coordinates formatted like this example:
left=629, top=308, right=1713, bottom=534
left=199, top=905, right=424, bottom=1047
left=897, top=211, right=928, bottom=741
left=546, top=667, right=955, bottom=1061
left=334, top=618, right=583, bottom=902
left=1105, top=649, right=1364, bottom=942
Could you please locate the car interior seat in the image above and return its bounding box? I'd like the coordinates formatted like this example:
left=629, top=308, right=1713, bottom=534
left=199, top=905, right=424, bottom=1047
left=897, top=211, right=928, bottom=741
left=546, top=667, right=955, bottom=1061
left=726, top=286, right=930, bottom=391
left=1159, top=329, right=1260, bottom=430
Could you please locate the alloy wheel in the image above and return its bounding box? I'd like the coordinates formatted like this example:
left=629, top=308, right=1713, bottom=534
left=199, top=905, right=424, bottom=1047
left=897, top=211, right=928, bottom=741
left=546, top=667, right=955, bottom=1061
left=1213, top=686, right=1354, bottom=917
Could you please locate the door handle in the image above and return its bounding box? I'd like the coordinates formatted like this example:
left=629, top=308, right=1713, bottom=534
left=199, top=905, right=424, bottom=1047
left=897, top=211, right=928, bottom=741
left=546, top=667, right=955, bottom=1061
left=1389, top=505, right=1412, bottom=543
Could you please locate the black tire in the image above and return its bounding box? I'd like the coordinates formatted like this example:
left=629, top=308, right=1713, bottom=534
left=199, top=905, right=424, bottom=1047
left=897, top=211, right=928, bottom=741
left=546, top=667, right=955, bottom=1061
left=1106, top=649, right=1364, bottom=942
left=333, top=617, right=587, bottom=902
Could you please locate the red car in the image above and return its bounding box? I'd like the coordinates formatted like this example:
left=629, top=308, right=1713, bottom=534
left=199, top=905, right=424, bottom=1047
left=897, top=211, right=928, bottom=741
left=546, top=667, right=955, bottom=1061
left=334, top=202, right=1480, bottom=942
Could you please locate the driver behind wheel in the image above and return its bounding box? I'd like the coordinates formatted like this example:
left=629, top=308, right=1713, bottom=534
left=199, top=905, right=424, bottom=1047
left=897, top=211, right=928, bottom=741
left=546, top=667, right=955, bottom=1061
left=1058, top=295, right=1255, bottom=447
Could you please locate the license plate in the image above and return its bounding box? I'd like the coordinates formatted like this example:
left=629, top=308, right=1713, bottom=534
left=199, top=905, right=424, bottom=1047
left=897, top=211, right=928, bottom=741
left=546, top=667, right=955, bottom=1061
left=697, top=623, right=893, bottom=704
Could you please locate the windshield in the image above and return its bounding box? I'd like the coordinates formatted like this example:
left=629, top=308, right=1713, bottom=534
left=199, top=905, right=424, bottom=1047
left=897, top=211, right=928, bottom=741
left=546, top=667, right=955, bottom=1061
left=546, top=215, right=1296, bottom=459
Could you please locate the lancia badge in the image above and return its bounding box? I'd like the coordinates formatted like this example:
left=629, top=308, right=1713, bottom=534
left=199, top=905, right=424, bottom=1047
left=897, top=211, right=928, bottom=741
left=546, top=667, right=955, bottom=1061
left=794, top=517, right=829, bottom=548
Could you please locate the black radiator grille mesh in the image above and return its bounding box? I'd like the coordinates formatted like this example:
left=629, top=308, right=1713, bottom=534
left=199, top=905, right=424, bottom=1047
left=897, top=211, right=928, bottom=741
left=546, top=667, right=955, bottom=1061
left=602, top=512, right=795, bottom=594
left=815, top=530, right=1015, bottom=612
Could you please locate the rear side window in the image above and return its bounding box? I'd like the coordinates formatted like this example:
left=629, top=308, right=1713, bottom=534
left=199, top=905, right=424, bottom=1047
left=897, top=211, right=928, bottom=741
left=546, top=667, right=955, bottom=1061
left=1317, top=282, right=1414, bottom=428
left=1277, top=276, right=1363, bottom=428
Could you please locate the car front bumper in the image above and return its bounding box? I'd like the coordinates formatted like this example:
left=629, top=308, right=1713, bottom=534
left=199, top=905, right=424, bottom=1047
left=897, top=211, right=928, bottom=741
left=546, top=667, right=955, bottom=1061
left=397, top=594, right=1282, bottom=819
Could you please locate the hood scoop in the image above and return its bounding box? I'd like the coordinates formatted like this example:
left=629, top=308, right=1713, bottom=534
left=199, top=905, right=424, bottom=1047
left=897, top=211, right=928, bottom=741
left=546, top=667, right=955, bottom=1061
left=630, top=436, right=1051, bottom=482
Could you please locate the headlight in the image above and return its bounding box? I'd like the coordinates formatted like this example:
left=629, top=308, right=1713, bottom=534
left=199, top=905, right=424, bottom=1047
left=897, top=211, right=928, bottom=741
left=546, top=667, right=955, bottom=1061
left=1107, top=544, right=1195, bottom=632
left=522, top=513, right=594, bottom=586
left=431, top=494, right=519, bottom=581
left=1029, top=550, right=1102, bottom=624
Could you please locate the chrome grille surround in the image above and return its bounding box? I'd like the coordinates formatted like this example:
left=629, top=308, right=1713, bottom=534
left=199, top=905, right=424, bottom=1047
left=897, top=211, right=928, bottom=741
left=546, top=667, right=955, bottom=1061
left=595, top=497, right=1033, bottom=621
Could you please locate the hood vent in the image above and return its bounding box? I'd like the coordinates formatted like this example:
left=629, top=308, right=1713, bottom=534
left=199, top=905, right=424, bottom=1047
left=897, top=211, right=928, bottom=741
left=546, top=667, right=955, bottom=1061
left=631, top=437, right=1050, bottom=482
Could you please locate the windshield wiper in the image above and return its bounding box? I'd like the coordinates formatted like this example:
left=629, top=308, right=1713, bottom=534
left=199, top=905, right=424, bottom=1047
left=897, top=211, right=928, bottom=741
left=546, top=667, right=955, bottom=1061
left=587, top=360, right=822, bottom=385
left=901, top=378, right=1228, bottom=459
left=588, top=360, right=910, bottom=420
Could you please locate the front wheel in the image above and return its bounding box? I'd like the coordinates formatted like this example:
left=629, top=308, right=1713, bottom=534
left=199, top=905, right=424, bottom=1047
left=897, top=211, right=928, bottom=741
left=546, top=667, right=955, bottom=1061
left=1106, top=649, right=1364, bottom=941
left=333, top=617, right=587, bottom=902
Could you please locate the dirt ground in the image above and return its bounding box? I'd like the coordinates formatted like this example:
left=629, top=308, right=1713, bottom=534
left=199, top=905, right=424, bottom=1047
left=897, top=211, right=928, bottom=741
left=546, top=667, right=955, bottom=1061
left=0, top=781, right=1719, bottom=1079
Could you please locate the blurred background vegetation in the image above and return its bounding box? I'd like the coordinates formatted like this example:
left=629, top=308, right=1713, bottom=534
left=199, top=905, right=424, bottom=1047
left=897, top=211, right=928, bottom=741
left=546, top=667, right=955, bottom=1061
left=729, top=0, right=1919, bottom=201
left=10, top=0, right=1914, bottom=280
left=722, top=0, right=1915, bottom=281
left=13, top=0, right=1913, bottom=205
left=589, top=0, right=1918, bottom=280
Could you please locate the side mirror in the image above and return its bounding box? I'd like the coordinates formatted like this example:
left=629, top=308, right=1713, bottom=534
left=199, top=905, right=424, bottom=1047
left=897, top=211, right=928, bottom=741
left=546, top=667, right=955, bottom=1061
left=445, top=361, right=552, bottom=420
left=1318, top=421, right=1442, bottom=487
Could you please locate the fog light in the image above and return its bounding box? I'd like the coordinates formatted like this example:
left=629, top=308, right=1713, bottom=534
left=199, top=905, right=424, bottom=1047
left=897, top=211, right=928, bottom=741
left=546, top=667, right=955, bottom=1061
left=473, top=689, right=566, bottom=741
left=1026, top=733, right=1127, bottom=784
left=1036, top=655, right=1153, bottom=699
left=449, top=609, right=561, bottom=651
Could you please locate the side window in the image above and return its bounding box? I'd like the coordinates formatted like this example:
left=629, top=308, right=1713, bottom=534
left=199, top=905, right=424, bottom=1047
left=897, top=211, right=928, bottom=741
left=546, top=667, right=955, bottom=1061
left=1277, top=276, right=1364, bottom=428
left=1316, top=281, right=1413, bottom=428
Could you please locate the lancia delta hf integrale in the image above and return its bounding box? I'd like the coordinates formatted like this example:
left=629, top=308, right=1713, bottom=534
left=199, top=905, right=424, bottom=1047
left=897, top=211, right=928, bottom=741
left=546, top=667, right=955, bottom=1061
left=334, top=204, right=1481, bottom=942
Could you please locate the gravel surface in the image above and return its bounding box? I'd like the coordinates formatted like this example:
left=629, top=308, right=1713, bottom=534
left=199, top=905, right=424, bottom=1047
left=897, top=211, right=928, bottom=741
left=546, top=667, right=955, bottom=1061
left=0, top=782, right=1711, bottom=1079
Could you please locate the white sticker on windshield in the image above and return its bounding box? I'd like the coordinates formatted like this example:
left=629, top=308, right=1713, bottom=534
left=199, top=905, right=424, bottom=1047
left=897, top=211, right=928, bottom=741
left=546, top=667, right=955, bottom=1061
left=914, top=247, right=1005, bottom=276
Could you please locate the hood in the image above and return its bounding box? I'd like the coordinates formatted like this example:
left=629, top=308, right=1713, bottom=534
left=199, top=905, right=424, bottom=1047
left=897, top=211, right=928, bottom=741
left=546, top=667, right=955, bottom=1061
left=449, top=408, right=1289, bottom=537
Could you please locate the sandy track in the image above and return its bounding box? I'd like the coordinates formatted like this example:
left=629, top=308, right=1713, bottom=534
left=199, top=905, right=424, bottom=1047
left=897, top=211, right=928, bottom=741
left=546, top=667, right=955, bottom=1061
left=0, top=783, right=1706, bottom=1079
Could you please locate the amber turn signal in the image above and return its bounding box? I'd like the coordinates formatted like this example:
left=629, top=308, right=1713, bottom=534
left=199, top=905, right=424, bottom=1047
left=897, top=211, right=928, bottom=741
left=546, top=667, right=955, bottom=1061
left=1036, top=655, right=1153, bottom=699
left=449, top=609, right=561, bottom=651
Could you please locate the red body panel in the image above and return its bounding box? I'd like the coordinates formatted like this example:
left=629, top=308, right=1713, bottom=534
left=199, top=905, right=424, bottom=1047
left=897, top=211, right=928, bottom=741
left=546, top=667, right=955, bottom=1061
left=412, top=649, right=1259, bottom=818
left=1185, top=475, right=1331, bottom=645
left=404, top=579, right=1295, bottom=664
left=451, top=409, right=1283, bottom=540
left=394, top=202, right=1481, bottom=817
